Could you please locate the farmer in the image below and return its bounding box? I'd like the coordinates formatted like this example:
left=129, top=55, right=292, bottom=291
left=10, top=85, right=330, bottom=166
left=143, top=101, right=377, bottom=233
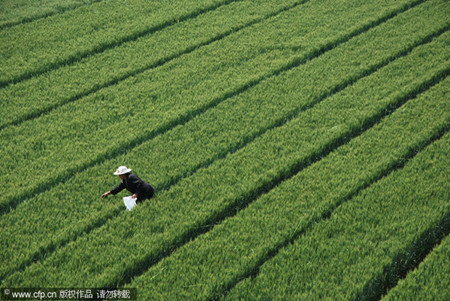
left=102, top=166, right=155, bottom=203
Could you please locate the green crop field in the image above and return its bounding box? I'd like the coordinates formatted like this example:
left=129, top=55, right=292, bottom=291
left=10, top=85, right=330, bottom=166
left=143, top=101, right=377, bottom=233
left=0, top=0, right=448, bottom=300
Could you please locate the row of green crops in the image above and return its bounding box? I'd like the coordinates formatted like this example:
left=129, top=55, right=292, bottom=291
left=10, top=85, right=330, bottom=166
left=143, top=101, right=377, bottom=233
left=1, top=0, right=428, bottom=212
left=0, top=0, right=102, bottom=29
left=2, top=26, right=448, bottom=288
left=0, top=0, right=305, bottom=128
left=0, top=0, right=446, bottom=281
left=127, top=74, right=450, bottom=301
left=225, top=131, right=449, bottom=300
left=0, top=0, right=235, bottom=86
left=383, top=235, right=450, bottom=300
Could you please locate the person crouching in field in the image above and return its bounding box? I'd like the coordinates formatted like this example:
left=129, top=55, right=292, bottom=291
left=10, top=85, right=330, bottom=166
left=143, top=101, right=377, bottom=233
left=102, top=166, right=155, bottom=203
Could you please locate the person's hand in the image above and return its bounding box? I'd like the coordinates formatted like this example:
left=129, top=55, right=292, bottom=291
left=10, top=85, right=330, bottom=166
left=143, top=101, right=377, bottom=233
left=102, top=191, right=111, bottom=198
left=132, top=194, right=138, bottom=199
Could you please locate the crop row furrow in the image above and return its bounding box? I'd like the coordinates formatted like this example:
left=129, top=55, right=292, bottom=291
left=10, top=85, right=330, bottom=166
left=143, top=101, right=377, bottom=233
left=2, top=28, right=447, bottom=288
left=222, top=125, right=450, bottom=301
left=0, top=0, right=308, bottom=131
left=357, top=212, right=449, bottom=300
left=124, top=80, right=450, bottom=291
left=158, top=21, right=450, bottom=195
left=95, top=50, right=450, bottom=292
left=0, top=0, right=240, bottom=88
left=0, top=0, right=104, bottom=30
left=382, top=234, right=450, bottom=300
left=120, top=24, right=450, bottom=194
left=224, top=129, right=449, bottom=300
left=0, top=38, right=413, bottom=281
left=0, top=1, right=446, bottom=282
left=0, top=3, right=422, bottom=213
left=128, top=74, right=449, bottom=300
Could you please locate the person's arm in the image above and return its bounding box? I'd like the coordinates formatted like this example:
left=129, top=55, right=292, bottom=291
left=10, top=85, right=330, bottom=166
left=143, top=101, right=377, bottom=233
left=102, top=181, right=125, bottom=198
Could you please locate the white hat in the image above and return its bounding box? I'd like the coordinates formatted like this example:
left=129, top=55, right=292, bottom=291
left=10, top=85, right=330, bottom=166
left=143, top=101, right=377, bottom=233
left=113, top=166, right=132, bottom=175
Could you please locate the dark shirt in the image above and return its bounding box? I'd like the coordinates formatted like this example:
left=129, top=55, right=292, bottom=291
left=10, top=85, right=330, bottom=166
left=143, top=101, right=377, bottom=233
left=110, top=173, right=154, bottom=199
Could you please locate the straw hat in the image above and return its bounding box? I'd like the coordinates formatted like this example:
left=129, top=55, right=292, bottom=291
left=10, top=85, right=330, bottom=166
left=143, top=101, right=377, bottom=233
left=113, top=166, right=132, bottom=175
